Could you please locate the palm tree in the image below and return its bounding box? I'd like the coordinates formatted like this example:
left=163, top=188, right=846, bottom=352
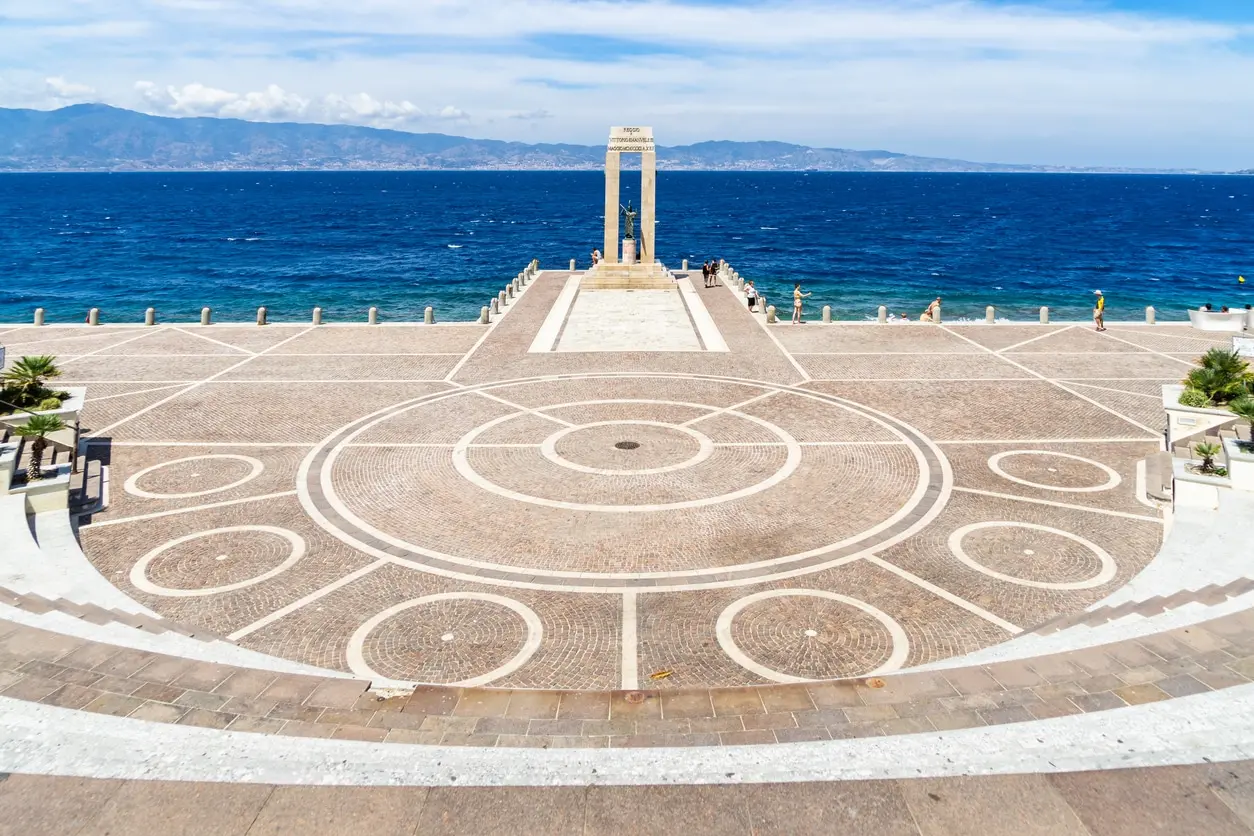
left=1, top=355, right=62, bottom=402
left=1199, top=347, right=1251, bottom=380
left=12, top=415, right=66, bottom=481
left=1193, top=441, right=1221, bottom=475
left=1232, top=397, right=1254, bottom=441
left=1184, top=367, right=1248, bottom=405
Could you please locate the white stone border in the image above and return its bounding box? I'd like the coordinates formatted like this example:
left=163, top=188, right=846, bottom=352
left=948, top=521, right=1118, bottom=590
left=538, top=420, right=715, bottom=476
left=124, top=454, right=265, bottom=500
left=345, top=592, right=543, bottom=687
left=130, top=525, right=306, bottom=597
left=987, top=450, right=1121, bottom=494
left=715, top=589, right=910, bottom=684
left=451, top=400, right=800, bottom=512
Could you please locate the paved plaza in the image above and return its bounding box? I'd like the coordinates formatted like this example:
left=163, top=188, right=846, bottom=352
left=0, top=274, right=1228, bottom=693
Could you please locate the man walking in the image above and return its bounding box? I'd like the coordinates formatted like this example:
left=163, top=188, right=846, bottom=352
left=1093, top=290, right=1106, bottom=332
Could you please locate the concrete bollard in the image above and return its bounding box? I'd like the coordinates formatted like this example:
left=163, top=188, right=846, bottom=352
left=1040, top=306, right=1049, bottom=325
left=932, top=305, right=942, bottom=325
left=201, top=307, right=212, bottom=326
left=682, top=259, right=689, bottom=271
left=312, top=307, right=322, bottom=325
left=480, top=306, right=490, bottom=324
left=737, top=278, right=745, bottom=291
left=512, top=278, right=520, bottom=294
left=506, top=284, right=514, bottom=300
left=570, top=259, right=576, bottom=271
left=256, top=306, right=267, bottom=326
left=491, top=297, right=500, bottom=314
left=878, top=306, right=888, bottom=324
left=518, top=272, right=527, bottom=285
left=766, top=305, right=777, bottom=324
left=368, top=307, right=378, bottom=325
left=424, top=306, right=434, bottom=325
left=144, top=307, right=156, bottom=326
left=88, top=308, right=100, bottom=326
left=499, top=290, right=508, bottom=309
left=33, top=308, right=44, bottom=327
left=822, top=305, right=832, bottom=323
left=986, top=306, right=995, bottom=324
left=1146, top=306, right=1156, bottom=325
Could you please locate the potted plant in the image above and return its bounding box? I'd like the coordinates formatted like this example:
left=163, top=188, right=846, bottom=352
left=0, top=355, right=67, bottom=414
left=1179, top=348, right=1252, bottom=407
left=12, top=414, right=67, bottom=481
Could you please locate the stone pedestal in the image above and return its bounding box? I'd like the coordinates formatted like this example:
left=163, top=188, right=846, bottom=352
left=622, top=239, right=637, bottom=265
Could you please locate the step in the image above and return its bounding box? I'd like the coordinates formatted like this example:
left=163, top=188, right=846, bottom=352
left=27, top=510, right=154, bottom=616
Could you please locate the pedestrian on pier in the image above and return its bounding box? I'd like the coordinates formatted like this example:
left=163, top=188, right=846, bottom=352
left=702, top=261, right=711, bottom=287
left=792, top=283, right=812, bottom=324
left=745, top=281, right=759, bottom=311
left=1093, top=290, right=1106, bottom=331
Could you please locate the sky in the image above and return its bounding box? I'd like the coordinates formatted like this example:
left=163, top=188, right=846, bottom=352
left=1, top=0, right=1253, bottom=169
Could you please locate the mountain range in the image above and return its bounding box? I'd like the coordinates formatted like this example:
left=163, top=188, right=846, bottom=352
left=0, top=104, right=1237, bottom=174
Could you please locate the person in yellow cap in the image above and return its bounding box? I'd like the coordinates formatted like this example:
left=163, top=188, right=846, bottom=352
left=1093, top=290, right=1106, bottom=332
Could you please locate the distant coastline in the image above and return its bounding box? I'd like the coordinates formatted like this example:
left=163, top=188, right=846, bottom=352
left=0, top=104, right=1242, bottom=175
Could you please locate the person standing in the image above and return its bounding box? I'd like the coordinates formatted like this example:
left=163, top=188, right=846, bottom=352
left=702, top=260, right=711, bottom=288
left=1093, top=290, right=1106, bottom=331
left=745, top=280, right=758, bottom=311
left=792, top=283, right=812, bottom=324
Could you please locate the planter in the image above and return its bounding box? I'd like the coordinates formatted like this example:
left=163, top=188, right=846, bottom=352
left=0, top=442, right=17, bottom=493
left=1224, top=437, right=1254, bottom=492
left=8, top=462, right=71, bottom=513
left=0, top=386, right=85, bottom=450
left=1163, top=385, right=1239, bottom=444
left=1172, top=458, right=1227, bottom=509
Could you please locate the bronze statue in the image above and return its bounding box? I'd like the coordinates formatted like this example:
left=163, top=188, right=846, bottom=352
left=620, top=201, right=637, bottom=240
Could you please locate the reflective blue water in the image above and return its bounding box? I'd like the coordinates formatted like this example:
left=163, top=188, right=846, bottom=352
left=1, top=171, right=1250, bottom=323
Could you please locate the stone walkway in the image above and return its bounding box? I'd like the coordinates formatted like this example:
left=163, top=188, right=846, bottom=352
left=3, top=761, right=1254, bottom=835
left=2, top=272, right=1231, bottom=693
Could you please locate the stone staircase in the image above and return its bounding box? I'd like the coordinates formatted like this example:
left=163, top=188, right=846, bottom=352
left=580, top=262, right=676, bottom=290
left=1032, top=576, right=1254, bottom=636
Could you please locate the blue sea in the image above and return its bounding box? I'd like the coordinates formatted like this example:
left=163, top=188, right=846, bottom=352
left=1, top=172, right=1250, bottom=324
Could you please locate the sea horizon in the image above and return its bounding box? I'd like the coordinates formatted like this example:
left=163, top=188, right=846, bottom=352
left=2, top=170, right=1250, bottom=325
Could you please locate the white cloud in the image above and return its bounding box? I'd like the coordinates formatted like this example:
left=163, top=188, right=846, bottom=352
left=5, top=1, right=1254, bottom=167
left=45, top=76, right=95, bottom=100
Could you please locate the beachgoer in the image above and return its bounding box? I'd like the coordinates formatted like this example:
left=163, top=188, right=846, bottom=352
left=921, top=297, right=941, bottom=322
left=1093, top=290, right=1106, bottom=331
left=745, top=281, right=758, bottom=311
left=792, top=283, right=812, bottom=324
left=591, top=249, right=601, bottom=266
left=1203, top=303, right=1213, bottom=312
left=701, top=261, right=710, bottom=287
left=1221, top=305, right=1231, bottom=314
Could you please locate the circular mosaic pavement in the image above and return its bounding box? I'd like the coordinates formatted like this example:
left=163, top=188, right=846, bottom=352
left=299, top=374, right=952, bottom=592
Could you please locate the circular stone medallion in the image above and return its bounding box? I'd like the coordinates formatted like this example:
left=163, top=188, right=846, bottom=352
left=300, top=375, right=950, bottom=592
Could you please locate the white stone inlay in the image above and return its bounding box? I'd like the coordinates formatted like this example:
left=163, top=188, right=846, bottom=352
left=346, top=592, right=543, bottom=687
left=987, top=450, right=1121, bottom=494
left=715, top=589, right=910, bottom=684
left=131, top=525, right=305, bottom=597
left=948, top=521, right=1118, bottom=590
left=538, top=420, right=715, bottom=476
left=124, top=454, right=265, bottom=500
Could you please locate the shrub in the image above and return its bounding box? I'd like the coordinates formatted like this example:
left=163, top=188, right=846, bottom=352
left=1178, top=388, right=1211, bottom=408
left=1184, top=367, right=1248, bottom=405
left=1194, top=442, right=1222, bottom=475
left=1232, top=396, right=1254, bottom=434
left=36, top=397, right=63, bottom=411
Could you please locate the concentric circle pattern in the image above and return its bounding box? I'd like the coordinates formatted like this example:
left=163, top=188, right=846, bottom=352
left=988, top=451, right=1121, bottom=493
left=948, top=522, right=1117, bottom=590
left=716, top=590, right=910, bottom=683
left=346, top=593, right=543, bottom=686
left=130, top=526, right=305, bottom=597
left=304, top=375, right=948, bottom=590
left=124, top=454, right=265, bottom=499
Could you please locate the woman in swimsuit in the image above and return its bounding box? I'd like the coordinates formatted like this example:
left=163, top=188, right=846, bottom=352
left=792, top=283, right=812, bottom=324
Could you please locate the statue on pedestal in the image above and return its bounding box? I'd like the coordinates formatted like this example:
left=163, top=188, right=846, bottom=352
left=620, top=202, right=637, bottom=240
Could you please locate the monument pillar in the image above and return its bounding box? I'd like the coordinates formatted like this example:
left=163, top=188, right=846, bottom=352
left=603, top=151, right=621, bottom=264
left=641, top=150, right=656, bottom=264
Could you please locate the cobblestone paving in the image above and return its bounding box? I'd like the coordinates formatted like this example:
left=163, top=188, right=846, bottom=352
left=43, top=279, right=1205, bottom=690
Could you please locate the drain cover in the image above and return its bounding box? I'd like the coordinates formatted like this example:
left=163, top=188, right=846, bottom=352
left=615, top=441, right=641, bottom=450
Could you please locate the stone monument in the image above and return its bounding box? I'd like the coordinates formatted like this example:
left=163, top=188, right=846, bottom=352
left=602, top=127, right=656, bottom=266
